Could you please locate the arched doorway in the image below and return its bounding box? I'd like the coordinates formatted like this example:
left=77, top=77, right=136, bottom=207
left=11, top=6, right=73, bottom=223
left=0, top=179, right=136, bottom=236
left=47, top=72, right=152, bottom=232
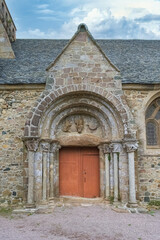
left=23, top=88, right=138, bottom=207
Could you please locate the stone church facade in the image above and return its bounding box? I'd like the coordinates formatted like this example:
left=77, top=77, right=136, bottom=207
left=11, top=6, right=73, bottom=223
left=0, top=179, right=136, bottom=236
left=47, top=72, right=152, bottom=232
left=0, top=0, right=159, bottom=207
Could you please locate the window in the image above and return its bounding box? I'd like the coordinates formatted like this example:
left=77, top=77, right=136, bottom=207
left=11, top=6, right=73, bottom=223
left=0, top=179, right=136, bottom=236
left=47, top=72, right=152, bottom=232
left=146, top=98, right=160, bottom=147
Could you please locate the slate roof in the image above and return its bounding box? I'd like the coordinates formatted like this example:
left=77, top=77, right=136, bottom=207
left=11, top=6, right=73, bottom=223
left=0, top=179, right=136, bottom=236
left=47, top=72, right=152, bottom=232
left=0, top=39, right=160, bottom=84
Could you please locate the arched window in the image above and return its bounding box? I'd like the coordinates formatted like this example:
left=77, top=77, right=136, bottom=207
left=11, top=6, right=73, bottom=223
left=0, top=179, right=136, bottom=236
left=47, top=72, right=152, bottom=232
left=146, top=98, right=160, bottom=147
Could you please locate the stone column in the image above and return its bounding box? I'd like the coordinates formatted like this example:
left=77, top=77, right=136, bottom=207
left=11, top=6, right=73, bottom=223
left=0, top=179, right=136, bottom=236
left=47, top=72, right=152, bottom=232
left=24, top=138, right=39, bottom=206
left=49, top=142, right=61, bottom=198
left=54, top=143, right=61, bottom=197
left=40, top=140, right=51, bottom=202
left=124, top=141, right=138, bottom=207
left=102, top=144, right=111, bottom=200
left=110, top=143, right=122, bottom=203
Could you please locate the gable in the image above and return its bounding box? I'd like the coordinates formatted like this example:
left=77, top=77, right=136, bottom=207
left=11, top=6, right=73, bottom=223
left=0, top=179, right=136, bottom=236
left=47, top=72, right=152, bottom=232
left=46, top=24, right=121, bottom=91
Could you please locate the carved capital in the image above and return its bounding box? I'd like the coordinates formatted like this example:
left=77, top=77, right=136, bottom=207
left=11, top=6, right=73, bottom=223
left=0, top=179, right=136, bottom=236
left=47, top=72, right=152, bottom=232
left=24, top=138, right=39, bottom=152
left=109, top=143, right=122, bottom=153
left=50, top=142, right=61, bottom=153
left=101, top=144, right=112, bottom=154
left=123, top=142, right=138, bottom=152
left=40, top=140, right=51, bottom=152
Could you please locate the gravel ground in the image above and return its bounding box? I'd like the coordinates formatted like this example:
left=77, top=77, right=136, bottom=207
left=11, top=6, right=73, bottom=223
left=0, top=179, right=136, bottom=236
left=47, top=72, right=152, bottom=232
left=0, top=204, right=160, bottom=240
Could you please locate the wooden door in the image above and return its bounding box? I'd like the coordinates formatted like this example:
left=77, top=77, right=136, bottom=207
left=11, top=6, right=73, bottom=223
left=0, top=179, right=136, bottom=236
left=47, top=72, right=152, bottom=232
left=59, top=147, right=100, bottom=198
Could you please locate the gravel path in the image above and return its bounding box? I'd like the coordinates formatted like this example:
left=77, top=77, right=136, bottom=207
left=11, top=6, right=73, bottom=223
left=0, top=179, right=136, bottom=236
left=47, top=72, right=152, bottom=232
left=0, top=205, right=160, bottom=240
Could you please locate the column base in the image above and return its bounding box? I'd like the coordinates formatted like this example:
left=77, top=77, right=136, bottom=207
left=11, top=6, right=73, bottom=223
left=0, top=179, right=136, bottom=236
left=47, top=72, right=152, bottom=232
left=127, top=202, right=138, bottom=208
left=113, top=200, right=120, bottom=205
left=25, top=203, right=36, bottom=208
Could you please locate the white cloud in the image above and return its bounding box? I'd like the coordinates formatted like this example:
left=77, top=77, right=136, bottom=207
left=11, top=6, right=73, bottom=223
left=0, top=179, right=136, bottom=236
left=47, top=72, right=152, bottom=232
left=37, top=4, right=49, bottom=9
left=37, top=9, right=54, bottom=14
left=16, top=0, right=160, bottom=39
left=17, top=28, right=69, bottom=39
left=36, top=4, right=54, bottom=15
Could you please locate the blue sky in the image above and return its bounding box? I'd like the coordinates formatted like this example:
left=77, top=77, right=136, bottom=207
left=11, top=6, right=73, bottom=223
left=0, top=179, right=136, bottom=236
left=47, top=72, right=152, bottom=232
left=6, top=0, right=160, bottom=39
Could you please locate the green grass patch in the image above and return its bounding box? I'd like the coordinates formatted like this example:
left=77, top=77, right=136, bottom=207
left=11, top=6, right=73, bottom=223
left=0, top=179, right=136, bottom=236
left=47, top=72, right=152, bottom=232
left=148, top=200, right=160, bottom=207
left=0, top=207, right=13, bottom=217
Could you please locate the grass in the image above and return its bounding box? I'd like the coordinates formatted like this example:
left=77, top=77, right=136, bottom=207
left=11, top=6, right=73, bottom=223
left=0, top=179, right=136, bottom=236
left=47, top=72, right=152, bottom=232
left=0, top=207, right=13, bottom=217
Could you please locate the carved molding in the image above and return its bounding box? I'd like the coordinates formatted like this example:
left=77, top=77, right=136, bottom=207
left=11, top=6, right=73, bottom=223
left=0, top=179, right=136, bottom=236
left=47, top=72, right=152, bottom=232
left=24, top=138, right=39, bottom=152
left=123, top=142, right=138, bottom=152
left=109, top=143, right=122, bottom=153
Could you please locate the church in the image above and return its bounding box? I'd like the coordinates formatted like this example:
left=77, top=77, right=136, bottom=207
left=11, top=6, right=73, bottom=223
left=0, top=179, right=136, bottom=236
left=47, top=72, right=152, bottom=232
left=0, top=0, right=159, bottom=208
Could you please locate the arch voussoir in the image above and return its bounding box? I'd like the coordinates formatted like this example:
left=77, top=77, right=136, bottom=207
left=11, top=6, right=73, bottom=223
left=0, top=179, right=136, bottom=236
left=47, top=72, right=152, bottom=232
left=24, top=84, right=133, bottom=138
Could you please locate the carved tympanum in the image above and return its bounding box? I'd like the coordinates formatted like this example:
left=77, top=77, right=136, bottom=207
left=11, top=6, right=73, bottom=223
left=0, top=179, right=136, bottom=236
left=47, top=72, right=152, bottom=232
left=58, top=114, right=103, bottom=138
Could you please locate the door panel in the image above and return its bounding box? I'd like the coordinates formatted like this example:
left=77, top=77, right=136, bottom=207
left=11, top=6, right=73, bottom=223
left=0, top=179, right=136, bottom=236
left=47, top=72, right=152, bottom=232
left=83, top=151, right=100, bottom=198
left=59, top=147, right=99, bottom=198
left=59, top=148, right=80, bottom=196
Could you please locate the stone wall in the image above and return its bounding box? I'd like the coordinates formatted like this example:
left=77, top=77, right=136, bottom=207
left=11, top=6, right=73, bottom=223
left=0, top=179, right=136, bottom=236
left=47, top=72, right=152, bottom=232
left=124, top=87, right=160, bottom=202
left=0, top=19, right=15, bottom=58
left=0, top=86, right=159, bottom=206
left=0, top=89, right=43, bottom=206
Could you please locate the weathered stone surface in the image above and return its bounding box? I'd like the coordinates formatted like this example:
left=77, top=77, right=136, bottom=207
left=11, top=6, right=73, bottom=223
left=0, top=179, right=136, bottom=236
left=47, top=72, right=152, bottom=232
left=0, top=20, right=15, bottom=59
left=0, top=89, right=42, bottom=205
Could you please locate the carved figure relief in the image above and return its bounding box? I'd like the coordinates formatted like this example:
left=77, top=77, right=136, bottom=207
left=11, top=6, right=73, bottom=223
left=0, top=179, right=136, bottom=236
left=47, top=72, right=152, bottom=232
left=56, top=114, right=103, bottom=136
left=63, top=119, right=72, bottom=132
left=74, top=117, right=84, bottom=133
left=87, top=121, right=98, bottom=131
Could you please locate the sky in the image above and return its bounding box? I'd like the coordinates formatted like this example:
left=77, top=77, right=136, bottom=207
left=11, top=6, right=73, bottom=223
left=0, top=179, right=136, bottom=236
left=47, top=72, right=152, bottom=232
left=5, top=0, right=160, bottom=39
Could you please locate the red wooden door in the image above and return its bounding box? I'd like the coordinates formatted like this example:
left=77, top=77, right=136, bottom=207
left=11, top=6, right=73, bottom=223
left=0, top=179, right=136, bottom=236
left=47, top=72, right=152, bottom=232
left=59, top=147, right=99, bottom=198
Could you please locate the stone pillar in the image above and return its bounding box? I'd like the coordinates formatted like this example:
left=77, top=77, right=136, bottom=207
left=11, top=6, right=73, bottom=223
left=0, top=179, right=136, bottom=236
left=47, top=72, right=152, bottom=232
left=102, top=144, right=111, bottom=200
left=40, top=140, right=51, bottom=202
left=49, top=142, right=61, bottom=198
left=110, top=143, right=122, bottom=203
left=24, top=138, right=39, bottom=206
left=54, top=143, right=61, bottom=197
left=124, top=141, right=138, bottom=207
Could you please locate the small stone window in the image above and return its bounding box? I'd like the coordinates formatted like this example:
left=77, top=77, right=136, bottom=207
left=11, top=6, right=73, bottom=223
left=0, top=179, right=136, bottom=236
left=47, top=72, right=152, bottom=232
left=146, top=98, right=160, bottom=147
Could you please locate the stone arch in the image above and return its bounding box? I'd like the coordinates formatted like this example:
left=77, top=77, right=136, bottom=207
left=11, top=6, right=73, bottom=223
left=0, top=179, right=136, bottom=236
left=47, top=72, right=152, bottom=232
left=24, top=84, right=133, bottom=139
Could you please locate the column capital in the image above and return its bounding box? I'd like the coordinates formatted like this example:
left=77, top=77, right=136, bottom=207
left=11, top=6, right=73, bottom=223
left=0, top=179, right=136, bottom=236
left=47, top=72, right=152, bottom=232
left=123, top=141, right=138, bottom=152
left=101, top=143, right=112, bottom=154
left=109, top=142, right=122, bottom=153
left=23, top=137, right=40, bottom=152
left=40, top=139, right=51, bottom=152
left=50, top=141, right=61, bottom=153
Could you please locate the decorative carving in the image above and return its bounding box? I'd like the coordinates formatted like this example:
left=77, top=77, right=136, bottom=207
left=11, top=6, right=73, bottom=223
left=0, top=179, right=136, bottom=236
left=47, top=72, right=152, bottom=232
left=40, top=141, right=51, bottom=152
left=123, top=142, right=138, bottom=152
left=87, top=121, right=98, bottom=131
left=50, top=142, right=61, bottom=153
left=74, top=116, right=84, bottom=133
left=62, top=119, right=72, bottom=132
left=24, top=138, right=39, bottom=152
left=102, top=144, right=111, bottom=154
left=109, top=143, right=122, bottom=153
left=123, top=122, right=129, bottom=135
